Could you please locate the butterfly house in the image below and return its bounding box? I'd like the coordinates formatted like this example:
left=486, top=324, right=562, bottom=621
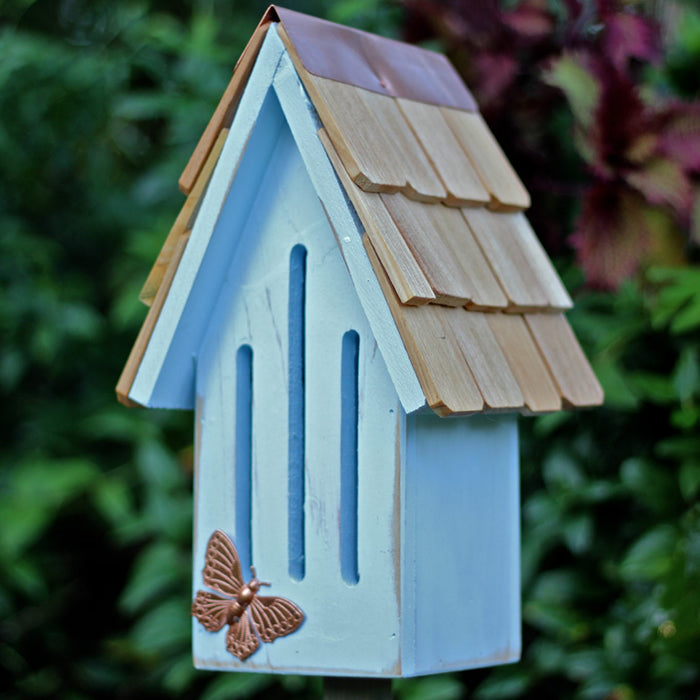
left=117, top=6, right=603, bottom=679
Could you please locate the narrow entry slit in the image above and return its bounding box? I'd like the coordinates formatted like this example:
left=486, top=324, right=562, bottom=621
left=288, top=245, right=307, bottom=581
left=340, top=330, right=360, bottom=584
left=235, top=344, right=253, bottom=574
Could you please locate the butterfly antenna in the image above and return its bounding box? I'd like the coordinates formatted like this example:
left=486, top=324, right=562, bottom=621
left=250, top=566, right=271, bottom=587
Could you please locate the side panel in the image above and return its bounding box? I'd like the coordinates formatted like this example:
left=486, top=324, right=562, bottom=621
left=193, top=99, right=403, bottom=676
left=402, top=413, right=521, bottom=676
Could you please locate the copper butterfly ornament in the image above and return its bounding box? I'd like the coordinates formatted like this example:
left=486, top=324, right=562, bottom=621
left=192, top=530, right=305, bottom=660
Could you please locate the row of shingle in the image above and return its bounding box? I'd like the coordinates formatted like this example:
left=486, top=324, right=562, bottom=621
left=318, top=125, right=601, bottom=414
left=306, top=72, right=530, bottom=211
left=320, top=126, right=571, bottom=313
left=365, top=233, right=603, bottom=415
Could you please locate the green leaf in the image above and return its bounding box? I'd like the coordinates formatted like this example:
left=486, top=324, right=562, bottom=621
left=129, top=598, right=191, bottom=656
left=671, top=297, right=700, bottom=334
left=136, top=439, right=184, bottom=490
left=92, top=476, right=136, bottom=528
left=0, top=459, right=98, bottom=558
left=628, top=372, right=676, bottom=404
left=565, top=648, right=607, bottom=682
left=647, top=267, right=700, bottom=332
left=532, top=411, right=572, bottom=437
left=119, top=541, right=187, bottom=614
left=523, top=599, right=589, bottom=640
left=563, top=514, right=594, bottom=554
left=200, top=673, right=274, bottom=700
left=671, top=404, right=700, bottom=430
left=161, top=654, right=199, bottom=693
left=592, top=359, right=640, bottom=410
left=656, top=435, right=700, bottom=459
left=679, top=461, right=700, bottom=500
left=3, top=558, right=45, bottom=598
left=543, top=451, right=584, bottom=492
left=620, top=458, right=678, bottom=512
left=394, top=675, right=463, bottom=700
left=528, top=638, right=567, bottom=674
left=672, top=345, right=700, bottom=401
left=529, top=569, right=582, bottom=604
left=620, top=525, right=677, bottom=581
left=544, top=52, right=600, bottom=130
left=11, top=458, right=98, bottom=504
left=473, top=670, right=530, bottom=699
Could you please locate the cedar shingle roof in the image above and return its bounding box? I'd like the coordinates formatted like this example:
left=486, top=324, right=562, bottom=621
left=119, top=6, right=603, bottom=416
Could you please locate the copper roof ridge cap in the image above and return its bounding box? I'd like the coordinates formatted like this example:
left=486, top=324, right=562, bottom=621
left=267, top=5, right=477, bottom=111
left=271, top=5, right=452, bottom=64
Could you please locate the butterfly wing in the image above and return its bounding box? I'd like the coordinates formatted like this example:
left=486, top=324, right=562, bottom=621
left=249, top=595, right=305, bottom=643
left=226, top=610, right=260, bottom=660
left=202, top=530, right=243, bottom=597
left=191, top=590, right=231, bottom=632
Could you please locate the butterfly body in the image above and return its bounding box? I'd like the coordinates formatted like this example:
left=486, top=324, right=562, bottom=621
left=192, top=530, right=305, bottom=660
left=225, top=577, right=262, bottom=623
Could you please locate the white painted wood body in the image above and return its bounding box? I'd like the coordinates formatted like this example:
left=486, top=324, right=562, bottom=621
left=126, top=26, right=521, bottom=677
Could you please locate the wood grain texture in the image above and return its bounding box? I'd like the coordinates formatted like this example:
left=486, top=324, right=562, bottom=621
left=381, top=194, right=508, bottom=308
left=116, top=232, right=190, bottom=406
left=419, top=202, right=508, bottom=309
left=397, top=97, right=490, bottom=207
left=318, top=128, right=435, bottom=305
left=141, top=129, right=229, bottom=306
left=525, top=313, right=604, bottom=408
left=307, top=74, right=405, bottom=191
left=487, top=313, right=562, bottom=413
left=357, top=89, right=446, bottom=202
left=441, top=108, right=530, bottom=212
left=380, top=194, right=469, bottom=306
left=364, top=235, right=484, bottom=415
left=512, top=214, right=573, bottom=310
left=178, top=23, right=269, bottom=194
left=462, top=207, right=550, bottom=311
left=440, top=310, right=524, bottom=410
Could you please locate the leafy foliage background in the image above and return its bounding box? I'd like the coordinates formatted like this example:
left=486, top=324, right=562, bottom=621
left=1, top=0, right=699, bottom=698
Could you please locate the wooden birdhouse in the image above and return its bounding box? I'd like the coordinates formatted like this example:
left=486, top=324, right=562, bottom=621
left=117, top=6, right=602, bottom=679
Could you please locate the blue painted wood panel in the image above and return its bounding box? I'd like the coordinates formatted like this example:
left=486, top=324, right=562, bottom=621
left=193, top=86, right=403, bottom=676
left=402, top=412, right=521, bottom=675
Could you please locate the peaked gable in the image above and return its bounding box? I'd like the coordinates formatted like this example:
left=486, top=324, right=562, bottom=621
left=118, top=7, right=603, bottom=417
left=118, top=25, right=425, bottom=411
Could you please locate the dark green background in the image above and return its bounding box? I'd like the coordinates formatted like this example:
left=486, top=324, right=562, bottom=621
left=1, top=1, right=699, bottom=698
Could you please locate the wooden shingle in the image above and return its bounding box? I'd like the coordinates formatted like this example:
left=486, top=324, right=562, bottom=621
left=319, top=128, right=435, bottom=305
left=396, top=98, right=490, bottom=207
left=441, top=108, right=531, bottom=212
left=525, top=314, right=604, bottom=408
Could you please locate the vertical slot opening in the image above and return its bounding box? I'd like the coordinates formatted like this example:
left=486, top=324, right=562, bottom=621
left=235, top=344, right=253, bottom=574
left=340, top=330, right=360, bottom=585
left=288, top=244, right=307, bottom=581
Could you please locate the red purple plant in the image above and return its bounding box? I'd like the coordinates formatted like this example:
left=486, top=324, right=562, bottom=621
left=401, top=0, right=700, bottom=288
